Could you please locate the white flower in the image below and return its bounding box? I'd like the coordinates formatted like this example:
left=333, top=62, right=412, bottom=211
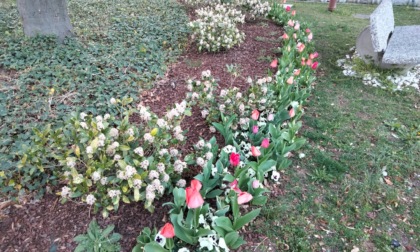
left=220, top=89, right=228, bottom=97
left=110, top=98, right=117, bottom=104
left=178, top=247, right=190, bottom=252
left=133, top=179, right=142, bottom=189
left=91, top=171, right=101, bottom=182
left=66, top=159, right=76, bottom=168
left=175, top=133, right=184, bottom=141
left=97, top=121, right=105, bottom=130
left=219, top=104, right=225, bottom=113
left=96, top=115, right=103, bottom=123
left=114, top=154, right=122, bottom=161
left=205, top=152, right=213, bottom=160
left=140, top=160, right=149, bottom=170
left=134, top=147, right=144, bottom=156
left=196, top=139, right=205, bottom=149
left=100, top=177, right=108, bottom=185
left=192, top=92, right=199, bottom=100
left=209, top=126, right=216, bottom=133
left=198, top=236, right=215, bottom=251
left=108, top=189, right=121, bottom=198
left=201, top=70, right=211, bottom=78
left=196, top=157, right=206, bottom=167
left=236, top=92, right=242, bottom=99
left=271, top=171, right=280, bottom=182
left=80, top=122, right=88, bottom=129
left=176, top=179, right=186, bottom=188
left=146, top=191, right=156, bottom=201
left=61, top=186, right=71, bottom=198
left=173, top=126, right=183, bottom=135
left=86, top=194, right=96, bottom=205
left=299, top=153, right=306, bottom=159
left=157, top=163, right=165, bottom=173
left=144, top=133, right=154, bottom=143
left=154, top=233, right=166, bottom=247
left=267, top=114, right=274, bottom=121
left=86, top=146, right=93, bottom=154
left=170, top=148, right=179, bottom=157
left=219, top=238, right=230, bottom=252
left=187, top=84, right=193, bottom=91
left=162, top=173, right=170, bottom=182
left=104, top=113, right=110, bottom=120
left=109, top=128, right=119, bottom=138
left=174, top=160, right=186, bottom=174
left=159, top=148, right=168, bottom=156
left=151, top=179, right=161, bottom=189
left=127, top=128, right=135, bottom=136
left=149, top=170, right=159, bottom=180
left=125, top=165, right=136, bottom=178
left=80, top=112, right=88, bottom=120
left=201, top=109, right=209, bottom=118
left=157, top=119, right=168, bottom=129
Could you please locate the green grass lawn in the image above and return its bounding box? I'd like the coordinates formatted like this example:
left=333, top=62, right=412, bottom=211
left=250, top=3, right=420, bottom=251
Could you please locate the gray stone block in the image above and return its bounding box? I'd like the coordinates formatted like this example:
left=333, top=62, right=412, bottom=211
left=382, top=26, right=420, bottom=64
left=370, top=0, right=394, bottom=52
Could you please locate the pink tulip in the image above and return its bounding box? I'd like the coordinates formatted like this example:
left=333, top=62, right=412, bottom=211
left=238, top=192, right=253, bottom=205
left=251, top=109, right=260, bottom=120
left=285, top=6, right=291, bottom=12
left=191, top=179, right=202, bottom=191
left=252, top=125, right=259, bottom=134
left=293, top=33, right=297, bottom=39
left=291, top=10, right=296, bottom=16
left=306, top=58, right=313, bottom=66
left=282, top=33, right=289, bottom=40
left=267, top=114, right=274, bottom=121
left=186, top=187, right=204, bottom=209
left=287, top=19, right=294, bottom=27
left=261, top=138, right=270, bottom=148
left=305, top=28, right=311, bottom=33
left=252, top=180, right=260, bottom=189
left=294, top=23, right=300, bottom=30
left=251, top=146, right=261, bottom=157
left=310, top=52, right=319, bottom=59
left=311, top=61, right=319, bottom=70
left=308, top=33, right=313, bottom=42
left=286, top=76, right=294, bottom=85
left=297, top=42, right=305, bottom=53
left=289, top=108, right=295, bottom=118
left=229, top=152, right=240, bottom=167
left=293, top=69, right=301, bottom=76
left=230, top=180, right=242, bottom=193
left=301, top=57, right=306, bottom=66
left=160, top=223, right=175, bottom=238
left=270, top=58, right=278, bottom=68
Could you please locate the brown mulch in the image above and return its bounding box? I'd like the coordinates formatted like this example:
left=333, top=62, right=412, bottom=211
left=0, top=17, right=284, bottom=252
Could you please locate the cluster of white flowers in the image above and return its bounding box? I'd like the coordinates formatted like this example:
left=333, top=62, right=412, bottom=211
left=134, top=147, right=144, bottom=156
left=61, top=186, right=71, bottom=198
left=117, top=165, right=137, bottom=180
left=189, top=3, right=245, bottom=52
left=172, top=125, right=185, bottom=142
left=174, top=160, right=187, bottom=174
left=144, top=133, right=154, bottom=143
left=241, top=0, right=271, bottom=18
left=91, top=171, right=101, bottom=182
left=108, top=189, right=121, bottom=198
left=138, top=104, right=152, bottom=122
left=86, top=194, right=96, bottom=205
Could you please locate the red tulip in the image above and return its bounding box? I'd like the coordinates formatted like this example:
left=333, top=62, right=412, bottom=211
left=311, top=61, right=319, bottom=70
left=191, top=179, right=202, bottom=191
left=230, top=179, right=242, bottom=193
left=251, top=146, right=261, bottom=157
left=285, top=6, right=291, bottom=12
left=237, top=192, right=253, bottom=205
left=229, top=152, right=240, bottom=167
left=270, top=58, right=278, bottom=68
left=186, top=187, right=204, bottom=209
left=289, top=108, right=295, bottom=118
left=252, top=125, right=259, bottom=134
left=160, top=223, right=175, bottom=238
left=305, top=28, right=311, bottom=33
left=251, top=109, right=260, bottom=120
left=261, top=138, right=270, bottom=148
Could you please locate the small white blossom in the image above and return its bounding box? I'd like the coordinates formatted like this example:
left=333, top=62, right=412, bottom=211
left=140, top=160, right=149, bottom=170
left=80, top=112, right=88, bottom=120
left=144, top=133, right=154, bottom=143
left=170, top=148, right=179, bottom=157
left=134, top=147, right=144, bottom=156
left=61, top=186, right=71, bottom=198
left=149, top=170, right=159, bottom=180
left=109, top=128, right=119, bottom=138
left=156, top=163, right=166, bottom=173
left=80, top=122, right=88, bottom=129
left=86, top=194, right=96, bottom=205
left=271, top=170, right=280, bottom=182
left=114, top=154, right=121, bottom=161
left=110, top=98, right=117, bottom=104
left=196, top=157, right=206, bottom=167
left=176, top=179, right=186, bottom=188
left=86, top=146, right=93, bottom=154
left=91, top=171, right=101, bottom=182
left=159, top=148, right=168, bottom=156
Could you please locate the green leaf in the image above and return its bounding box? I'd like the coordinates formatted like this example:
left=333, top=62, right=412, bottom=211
left=233, top=208, right=261, bottom=230
left=214, top=217, right=234, bottom=232
left=205, top=189, right=223, bottom=198
left=144, top=242, right=169, bottom=252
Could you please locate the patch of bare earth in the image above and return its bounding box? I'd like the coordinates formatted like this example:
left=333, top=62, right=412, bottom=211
left=0, top=17, right=284, bottom=252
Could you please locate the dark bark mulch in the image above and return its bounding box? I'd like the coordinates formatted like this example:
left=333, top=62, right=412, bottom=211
left=0, top=18, right=284, bottom=252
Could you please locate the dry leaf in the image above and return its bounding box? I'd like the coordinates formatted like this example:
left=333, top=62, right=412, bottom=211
left=384, top=177, right=393, bottom=185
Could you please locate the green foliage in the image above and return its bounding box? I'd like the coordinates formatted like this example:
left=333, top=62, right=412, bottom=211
left=0, top=0, right=189, bottom=197
left=74, top=219, right=122, bottom=252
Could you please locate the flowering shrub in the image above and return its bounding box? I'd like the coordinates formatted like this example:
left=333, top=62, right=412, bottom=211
left=189, top=3, right=245, bottom=52
left=20, top=97, right=191, bottom=216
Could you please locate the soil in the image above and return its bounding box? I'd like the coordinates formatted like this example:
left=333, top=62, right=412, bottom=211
left=0, top=12, right=285, bottom=252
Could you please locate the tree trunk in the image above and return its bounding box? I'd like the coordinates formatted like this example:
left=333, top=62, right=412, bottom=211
left=17, top=0, right=73, bottom=42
